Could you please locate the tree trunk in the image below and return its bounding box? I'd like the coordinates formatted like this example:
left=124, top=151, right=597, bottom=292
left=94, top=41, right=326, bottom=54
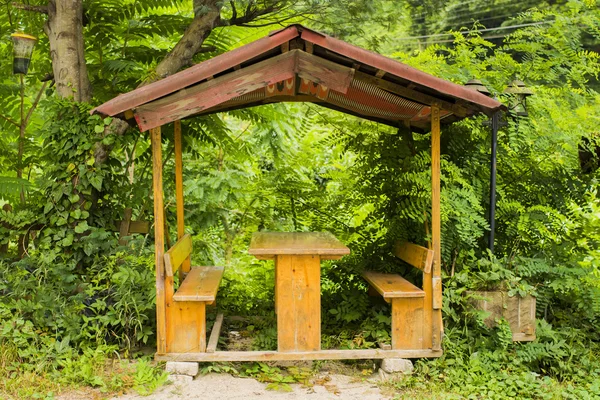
left=94, top=0, right=222, bottom=164
left=44, top=0, right=91, bottom=102
left=155, top=0, right=222, bottom=78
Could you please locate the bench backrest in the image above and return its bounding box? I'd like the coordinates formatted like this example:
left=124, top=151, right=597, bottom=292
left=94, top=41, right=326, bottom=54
left=164, top=233, right=192, bottom=277
left=393, top=241, right=434, bottom=274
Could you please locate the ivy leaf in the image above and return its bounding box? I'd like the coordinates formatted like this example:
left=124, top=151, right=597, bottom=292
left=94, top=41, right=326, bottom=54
left=75, top=221, right=89, bottom=233
left=89, top=176, right=103, bottom=191
left=62, top=234, right=74, bottom=246
left=94, top=125, right=104, bottom=134
left=102, top=135, right=115, bottom=145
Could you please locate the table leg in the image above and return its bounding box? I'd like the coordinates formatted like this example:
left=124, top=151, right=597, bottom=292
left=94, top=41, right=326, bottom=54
left=275, top=254, right=321, bottom=352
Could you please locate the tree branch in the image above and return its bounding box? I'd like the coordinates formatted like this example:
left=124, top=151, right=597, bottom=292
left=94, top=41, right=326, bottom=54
left=11, top=2, right=48, bottom=14
left=221, top=1, right=280, bottom=26
left=230, top=0, right=236, bottom=21
left=198, top=45, right=217, bottom=53
left=0, top=113, right=19, bottom=127
left=24, top=81, right=49, bottom=128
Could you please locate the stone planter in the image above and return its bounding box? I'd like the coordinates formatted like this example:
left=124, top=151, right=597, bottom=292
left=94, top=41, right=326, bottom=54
left=469, top=291, right=536, bottom=341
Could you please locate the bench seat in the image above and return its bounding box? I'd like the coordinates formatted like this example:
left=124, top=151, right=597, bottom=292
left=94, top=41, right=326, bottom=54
left=362, top=271, right=425, bottom=299
left=173, top=266, right=225, bottom=302
left=362, top=270, right=425, bottom=350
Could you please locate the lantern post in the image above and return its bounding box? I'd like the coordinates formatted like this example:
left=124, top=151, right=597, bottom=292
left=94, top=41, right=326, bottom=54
left=465, top=79, right=533, bottom=253
left=9, top=32, right=44, bottom=206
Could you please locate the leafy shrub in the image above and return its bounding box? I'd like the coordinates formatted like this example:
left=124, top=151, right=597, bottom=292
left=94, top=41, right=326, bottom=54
left=0, top=249, right=156, bottom=370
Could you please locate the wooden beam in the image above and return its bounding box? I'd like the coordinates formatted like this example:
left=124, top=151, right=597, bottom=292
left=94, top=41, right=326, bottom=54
left=155, top=348, right=443, bottom=362
left=431, top=105, right=443, bottom=351
left=207, top=313, right=224, bottom=353
left=174, top=120, right=190, bottom=274
left=305, top=41, right=313, bottom=54
left=151, top=126, right=167, bottom=354
left=393, top=241, right=434, bottom=273
left=118, top=208, right=133, bottom=246
left=296, top=51, right=354, bottom=95
left=432, top=277, right=442, bottom=309
left=135, top=50, right=299, bottom=131
left=112, top=220, right=149, bottom=234
left=354, top=70, right=467, bottom=117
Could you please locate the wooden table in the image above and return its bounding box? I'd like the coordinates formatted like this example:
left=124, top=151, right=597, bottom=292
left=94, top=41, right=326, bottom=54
left=249, top=232, right=350, bottom=352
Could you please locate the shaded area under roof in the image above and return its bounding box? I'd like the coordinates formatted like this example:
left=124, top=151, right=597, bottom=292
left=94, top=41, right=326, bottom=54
left=92, top=24, right=503, bottom=132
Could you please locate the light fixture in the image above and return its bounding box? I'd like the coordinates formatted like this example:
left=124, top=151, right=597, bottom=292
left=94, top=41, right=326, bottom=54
left=503, top=80, right=533, bottom=117
left=464, top=79, right=491, bottom=96
left=11, top=32, right=37, bottom=75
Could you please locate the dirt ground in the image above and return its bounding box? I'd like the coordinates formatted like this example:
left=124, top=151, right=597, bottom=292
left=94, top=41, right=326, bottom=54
left=112, top=372, right=392, bottom=400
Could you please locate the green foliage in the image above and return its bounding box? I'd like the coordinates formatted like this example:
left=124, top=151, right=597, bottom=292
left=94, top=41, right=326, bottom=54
left=1, top=0, right=599, bottom=398
left=393, top=320, right=600, bottom=399
left=0, top=250, right=156, bottom=359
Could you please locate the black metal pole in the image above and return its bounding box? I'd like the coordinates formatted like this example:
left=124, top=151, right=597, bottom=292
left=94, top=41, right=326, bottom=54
left=489, top=111, right=499, bottom=253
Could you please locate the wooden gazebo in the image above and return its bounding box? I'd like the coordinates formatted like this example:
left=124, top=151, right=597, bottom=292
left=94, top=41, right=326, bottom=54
left=92, top=24, right=503, bottom=362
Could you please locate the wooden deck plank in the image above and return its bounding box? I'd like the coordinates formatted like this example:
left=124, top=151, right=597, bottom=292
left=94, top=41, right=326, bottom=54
left=155, top=348, right=443, bottom=362
left=362, top=271, right=425, bottom=299
left=173, top=266, right=225, bottom=302
left=207, top=313, right=224, bottom=353
left=249, top=231, right=350, bottom=256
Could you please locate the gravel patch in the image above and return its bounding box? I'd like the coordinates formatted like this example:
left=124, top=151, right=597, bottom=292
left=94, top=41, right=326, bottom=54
left=112, top=372, right=391, bottom=400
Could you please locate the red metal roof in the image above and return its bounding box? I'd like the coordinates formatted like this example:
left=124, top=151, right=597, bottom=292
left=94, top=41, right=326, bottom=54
left=92, top=24, right=503, bottom=132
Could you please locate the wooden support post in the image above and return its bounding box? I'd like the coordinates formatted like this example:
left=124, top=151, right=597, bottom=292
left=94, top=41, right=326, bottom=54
left=118, top=208, right=133, bottom=246
left=391, top=297, right=424, bottom=350
left=167, top=301, right=207, bottom=353
left=207, top=313, right=224, bottom=353
left=275, top=255, right=321, bottom=352
left=151, top=126, right=167, bottom=354
left=174, top=120, right=190, bottom=274
left=431, top=105, right=443, bottom=350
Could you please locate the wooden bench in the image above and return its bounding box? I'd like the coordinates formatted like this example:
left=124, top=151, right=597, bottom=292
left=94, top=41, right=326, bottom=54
left=362, top=241, right=433, bottom=350
left=163, top=233, right=224, bottom=353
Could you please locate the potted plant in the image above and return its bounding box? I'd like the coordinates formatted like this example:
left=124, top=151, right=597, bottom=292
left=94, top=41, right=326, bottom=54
left=465, top=257, right=537, bottom=341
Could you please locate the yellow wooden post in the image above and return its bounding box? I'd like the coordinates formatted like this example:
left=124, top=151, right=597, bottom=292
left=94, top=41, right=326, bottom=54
left=275, top=254, right=321, bottom=352
left=151, top=126, right=167, bottom=354
left=174, top=120, right=190, bottom=274
left=431, top=105, right=443, bottom=350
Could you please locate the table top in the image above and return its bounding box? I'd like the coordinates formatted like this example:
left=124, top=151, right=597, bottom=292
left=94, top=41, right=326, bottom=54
left=249, top=231, right=351, bottom=256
